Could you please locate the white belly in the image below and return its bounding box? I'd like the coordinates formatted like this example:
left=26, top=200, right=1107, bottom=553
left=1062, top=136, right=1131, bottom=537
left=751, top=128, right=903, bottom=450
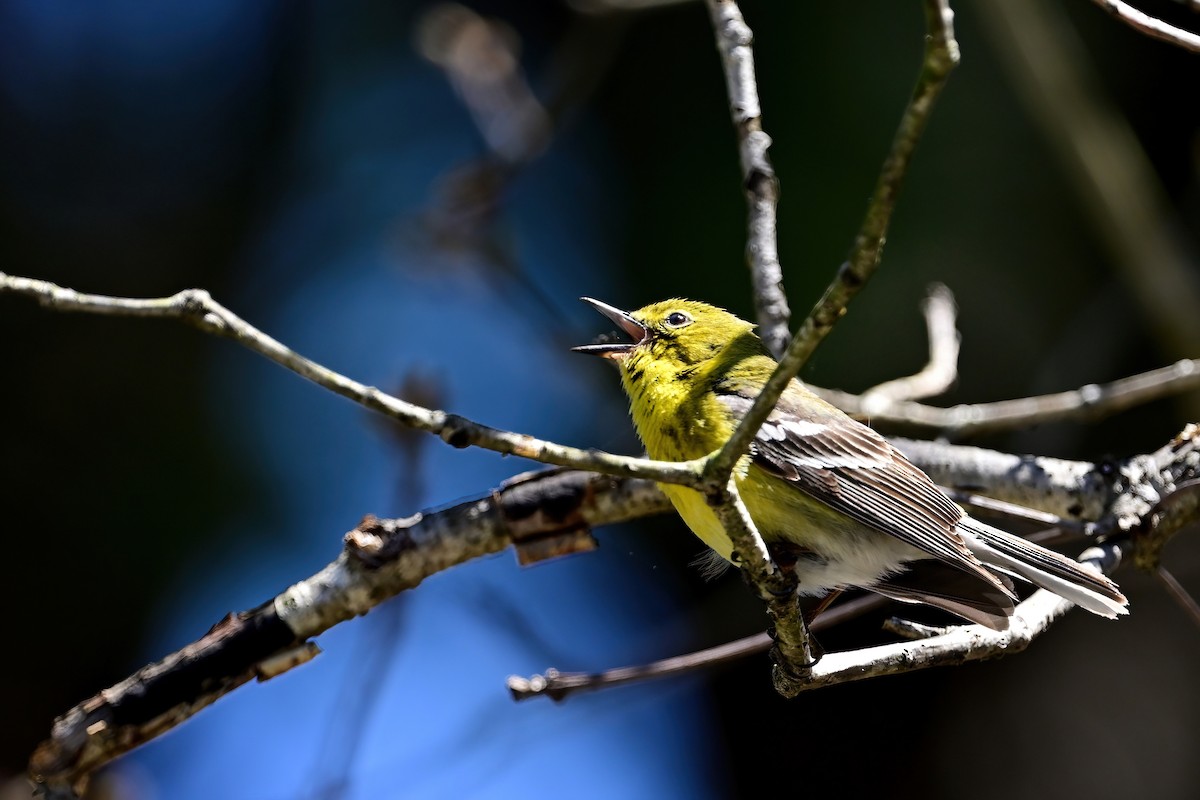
left=664, top=477, right=927, bottom=595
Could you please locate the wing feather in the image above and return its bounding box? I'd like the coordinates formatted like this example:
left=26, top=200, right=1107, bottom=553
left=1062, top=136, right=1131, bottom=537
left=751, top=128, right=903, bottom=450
left=718, top=387, right=995, bottom=582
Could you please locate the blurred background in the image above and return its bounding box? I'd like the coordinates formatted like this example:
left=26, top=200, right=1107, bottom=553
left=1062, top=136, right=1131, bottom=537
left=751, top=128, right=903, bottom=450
left=2, top=0, right=1199, bottom=798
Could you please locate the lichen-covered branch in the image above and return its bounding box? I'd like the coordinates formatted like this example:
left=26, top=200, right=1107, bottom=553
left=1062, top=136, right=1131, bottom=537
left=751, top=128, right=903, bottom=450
left=899, top=423, right=1200, bottom=560
left=894, top=437, right=1112, bottom=520
left=27, top=469, right=669, bottom=797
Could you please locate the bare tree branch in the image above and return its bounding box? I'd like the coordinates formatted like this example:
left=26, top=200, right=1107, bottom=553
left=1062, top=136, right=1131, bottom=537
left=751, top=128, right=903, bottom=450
left=896, top=437, right=1115, bottom=521
left=819, top=357, right=1200, bottom=437
left=705, top=0, right=791, bottom=358
left=27, top=469, right=668, bottom=796
left=507, top=595, right=887, bottom=702
left=1089, top=0, right=1200, bottom=53
left=900, top=423, right=1200, bottom=554
left=0, top=272, right=704, bottom=487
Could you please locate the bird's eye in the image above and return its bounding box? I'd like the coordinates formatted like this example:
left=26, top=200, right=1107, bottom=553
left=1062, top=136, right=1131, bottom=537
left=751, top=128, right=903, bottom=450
left=665, top=311, right=692, bottom=328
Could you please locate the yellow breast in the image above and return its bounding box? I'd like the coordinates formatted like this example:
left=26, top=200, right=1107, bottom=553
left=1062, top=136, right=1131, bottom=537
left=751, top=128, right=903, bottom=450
left=619, top=353, right=745, bottom=560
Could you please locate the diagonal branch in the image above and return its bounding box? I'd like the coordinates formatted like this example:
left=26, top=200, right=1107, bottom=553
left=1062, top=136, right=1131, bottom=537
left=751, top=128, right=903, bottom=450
left=508, top=594, right=887, bottom=702
left=0, top=273, right=703, bottom=486
left=819, top=357, right=1200, bottom=437
left=28, top=469, right=669, bottom=796
left=1089, top=0, right=1200, bottom=53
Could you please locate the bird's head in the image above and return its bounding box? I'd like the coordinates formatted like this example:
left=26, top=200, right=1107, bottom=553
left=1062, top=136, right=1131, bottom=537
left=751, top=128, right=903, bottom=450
left=573, top=297, right=764, bottom=378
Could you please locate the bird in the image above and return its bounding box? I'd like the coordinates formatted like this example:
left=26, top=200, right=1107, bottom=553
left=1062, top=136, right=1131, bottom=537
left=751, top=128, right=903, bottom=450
left=574, top=297, right=1127, bottom=630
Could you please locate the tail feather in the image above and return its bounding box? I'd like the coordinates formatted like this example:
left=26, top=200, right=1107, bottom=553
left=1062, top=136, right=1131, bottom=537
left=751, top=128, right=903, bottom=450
left=874, top=559, right=1016, bottom=631
left=958, top=518, right=1128, bottom=619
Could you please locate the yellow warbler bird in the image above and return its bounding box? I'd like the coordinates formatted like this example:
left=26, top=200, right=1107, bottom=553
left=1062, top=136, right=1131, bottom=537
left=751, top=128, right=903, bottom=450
left=575, top=297, right=1127, bottom=629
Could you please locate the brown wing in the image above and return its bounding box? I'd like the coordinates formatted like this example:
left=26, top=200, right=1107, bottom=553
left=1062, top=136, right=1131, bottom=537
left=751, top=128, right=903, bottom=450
left=717, top=386, right=998, bottom=583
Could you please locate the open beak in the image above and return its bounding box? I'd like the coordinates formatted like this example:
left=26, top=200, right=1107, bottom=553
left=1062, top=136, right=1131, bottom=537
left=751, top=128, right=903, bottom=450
left=572, top=297, right=649, bottom=360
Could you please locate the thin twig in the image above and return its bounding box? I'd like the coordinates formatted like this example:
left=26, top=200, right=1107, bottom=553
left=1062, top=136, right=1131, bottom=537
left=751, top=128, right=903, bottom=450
left=703, top=0, right=960, bottom=485
left=1089, top=0, right=1200, bottom=53
left=705, top=0, right=791, bottom=358
left=1156, top=565, right=1200, bottom=628
left=859, top=282, right=960, bottom=415
left=817, top=357, right=1200, bottom=437
left=0, top=273, right=705, bottom=487
left=508, top=594, right=887, bottom=702
left=509, top=634, right=771, bottom=703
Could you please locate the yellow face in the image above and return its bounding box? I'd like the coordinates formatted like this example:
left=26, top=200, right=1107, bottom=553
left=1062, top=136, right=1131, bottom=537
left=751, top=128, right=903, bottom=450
left=575, top=298, right=770, bottom=466
left=573, top=297, right=759, bottom=374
